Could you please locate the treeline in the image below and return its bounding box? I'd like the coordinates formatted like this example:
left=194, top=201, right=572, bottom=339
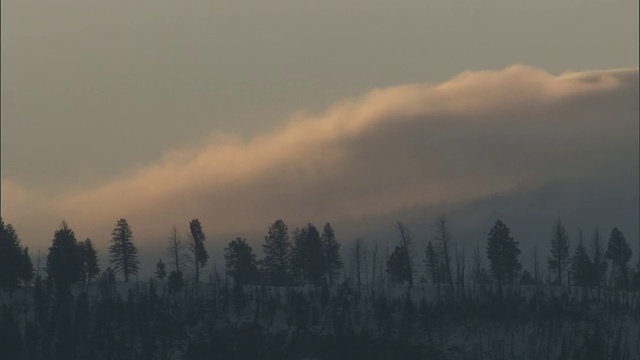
left=1, top=216, right=639, bottom=359
left=0, top=216, right=638, bottom=295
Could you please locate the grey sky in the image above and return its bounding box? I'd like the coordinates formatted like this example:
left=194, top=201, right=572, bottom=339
left=2, top=0, right=638, bottom=192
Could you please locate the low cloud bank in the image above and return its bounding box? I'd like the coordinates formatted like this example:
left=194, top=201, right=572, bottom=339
left=2, top=65, right=638, bottom=260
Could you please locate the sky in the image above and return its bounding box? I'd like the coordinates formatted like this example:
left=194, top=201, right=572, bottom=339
left=1, top=1, right=638, bottom=272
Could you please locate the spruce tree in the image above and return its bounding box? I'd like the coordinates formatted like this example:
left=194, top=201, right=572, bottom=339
left=20, top=247, right=34, bottom=287
left=46, top=221, right=84, bottom=290
left=424, top=241, right=440, bottom=286
left=486, top=220, right=521, bottom=295
left=322, top=223, right=343, bottom=286
left=0, top=218, right=23, bottom=287
left=155, top=259, right=167, bottom=282
left=224, top=238, right=258, bottom=285
left=81, top=238, right=100, bottom=285
left=605, top=227, right=632, bottom=288
left=189, top=219, right=209, bottom=284
left=109, top=218, right=139, bottom=282
left=262, top=219, right=291, bottom=286
left=570, top=230, right=592, bottom=289
left=547, top=218, right=570, bottom=286
left=292, top=224, right=325, bottom=286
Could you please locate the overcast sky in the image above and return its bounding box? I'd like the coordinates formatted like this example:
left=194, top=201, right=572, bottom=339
left=1, top=1, right=638, bottom=261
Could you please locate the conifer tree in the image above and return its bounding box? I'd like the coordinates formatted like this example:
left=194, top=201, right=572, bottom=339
left=262, top=219, right=291, bottom=286
left=292, top=224, right=326, bottom=286
left=486, top=220, right=521, bottom=295
left=189, top=219, right=209, bottom=284
left=155, top=259, right=167, bottom=282
left=46, top=221, right=84, bottom=289
left=547, top=218, right=570, bottom=286
left=224, top=238, right=258, bottom=285
left=109, top=218, right=139, bottom=282
left=81, top=238, right=100, bottom=285
left=424, top=241, right=441, bottom=289
left=570, top=230, right=592, bottom=289
left=20, top=247, right=34, bottom=287
left=0, top=218, right=23, bottom=287
left=605, top=227, right=632, bottom=288
left=322, top=223, right=343, bottom=286
left=590, top=228, right=608, bottom=290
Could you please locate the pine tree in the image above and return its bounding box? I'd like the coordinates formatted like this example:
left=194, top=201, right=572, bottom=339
left=20, top=247, right=34, bottom=287
left=81, top=238, right=100, bottom=285
left=109, top=218, right=139, bottom=282
left=291, top=224, right=326, bottom=286
left=605, top=227, right=632, bottom=289
left=46, top=221, right=84, bottom=290
left=155, top=259, right=167, bottom=282
left=322, top=223, right=343, bottom=286
left=432, top=216, right=454, bottom=293
left=424, top=241, right=440, bottom=287
left=486, top=220, right=521, bottom=295
left=224, top=238, right=258, bottom=285
left=570, top=230, right=592, bottom=289
left=590, top=228, right=608, bottom=290
left=395, top=222, right=415, bottom=288
left=386, top=245, right=412, bottom=285
left=0, top=218, right=23, bottom=287
left=262, top=219, right=291, bottom=286
left=547, top=218, right=570, bottom=286
left=189, top=219, right=209, bottom=284
left=166, top=226, right=187, bottom=274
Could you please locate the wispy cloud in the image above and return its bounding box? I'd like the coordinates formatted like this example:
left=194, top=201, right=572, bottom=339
left=2, top=65, right=637, bottom=252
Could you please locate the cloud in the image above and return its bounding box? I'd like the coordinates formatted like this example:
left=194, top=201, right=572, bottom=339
left=2, top=65, right=638, bottom=256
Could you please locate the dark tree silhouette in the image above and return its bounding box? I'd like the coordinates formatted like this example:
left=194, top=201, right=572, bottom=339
left=486, top=220, right=521, bottom=295
left=432, top=215, right=454, bottom=293
left=322, top=223, right=343, bottom=286
left=548, top=218, right=570, bottom=286
left=570, top=231, right=592, bottom=289
left=0, top=218, right=23, bottom=287
left=189, top=219, right=209, bottom=284
left=351, top=237, right=365, bottom=293
left=395, top=222, right=415, bottom=288
left=605, top=227, right=632, bottom=289
left=590, top=228, right=608, bottom=291
left=386, top=245, right=412, bottom=285
left=80, top=238, right=100, bottom=285
left=224, top=238, right=258, bottom=285
left=262, top=219, right=291, bottom=286
left=424, top=241, right=440, bottom=287
left=155, top=259, right=167, bottom=282
left=168, top=270, right=184, bottom=293
left=109, top=218, right=139, bottom=282
left=292, top=224, right=326, bottom=286
left=46, top=221, right=84, bottom=290
left=167, top=225, right=187, bottom=274
left=20, top=247, right=34, bottom=287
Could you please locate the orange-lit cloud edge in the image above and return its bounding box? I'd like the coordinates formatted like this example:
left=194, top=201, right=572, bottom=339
left=2, top=65, right=638, bottom=253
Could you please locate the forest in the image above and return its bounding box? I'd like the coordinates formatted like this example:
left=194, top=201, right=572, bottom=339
left=0, top=216, right=638, bottom=360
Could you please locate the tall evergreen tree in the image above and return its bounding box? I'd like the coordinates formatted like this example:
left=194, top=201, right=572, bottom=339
left=0, top=218, right=23, bottom=287
left=262, top=219, right=291, bottom=286
left=46, top=221, right=84, bottom=290
left=109, top=218, right=139, bottom=282
left=605, top=227, right=632, bottom=289
left=224, top=238, right=258, bottom=285
left=322, top=223, right=343, bottom=286
left=189, top=219, right=209, bottom=284
left=547, top=218, right=570, bottom=286
left=80, top=238, right=100, bottom=285
left=386, top=245, right=412, bottom=285
left=292, top=224, right=326, bottom=286
left=486, top=220, right=521, bottom=295
left=424, top=241, right=440, bottom=286
left=570, top=230, right=592, bottom=289
left=590, top=228, right=608, bottom=289
left=20, top=247, right=34, bottom=287
left=155, top=259, right=167, bottom=282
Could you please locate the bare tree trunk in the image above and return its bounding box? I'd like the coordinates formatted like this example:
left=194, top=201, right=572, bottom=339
left=396, top=222, right=414, bottom=288
left=433, top=215, right=454, bottom=294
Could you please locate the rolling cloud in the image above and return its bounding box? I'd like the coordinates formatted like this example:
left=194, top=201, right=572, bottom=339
left=2, top=65, right=638, bottom=257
